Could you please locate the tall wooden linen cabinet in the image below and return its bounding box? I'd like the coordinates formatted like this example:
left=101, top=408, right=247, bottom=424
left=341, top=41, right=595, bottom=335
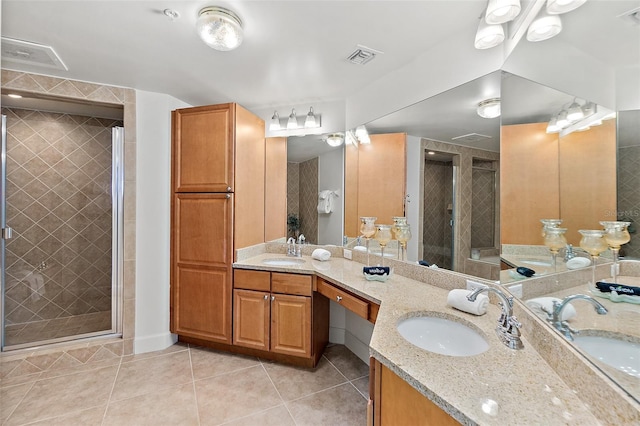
left=170, top=103, right=266, bottom=343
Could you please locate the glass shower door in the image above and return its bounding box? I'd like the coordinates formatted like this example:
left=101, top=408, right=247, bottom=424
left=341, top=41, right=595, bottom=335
left=1, top=107, right=123, bottom=350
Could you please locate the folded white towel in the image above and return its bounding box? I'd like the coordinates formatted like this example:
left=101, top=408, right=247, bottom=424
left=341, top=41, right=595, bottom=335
left=312, top=248, right=331, bottom=261
left=526, top=297, right=576, bottom=321
left=317, top=190, right=333, bottom=214
left=353, top=245, right=367, bottom=252
left=447, top=289, right=489, bottom=316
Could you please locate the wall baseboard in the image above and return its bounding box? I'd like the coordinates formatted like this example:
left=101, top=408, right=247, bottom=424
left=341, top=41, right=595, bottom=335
left=329, top=326, right=346, bottom=344
left=134, top=332, right=177, bottom=354
left=345, top=331, right=370, bottom=366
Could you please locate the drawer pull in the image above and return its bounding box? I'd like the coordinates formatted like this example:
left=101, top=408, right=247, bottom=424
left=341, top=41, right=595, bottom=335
left=336, top=296, right=343, bottom=302
left=227, top=186, right=232, bottom=192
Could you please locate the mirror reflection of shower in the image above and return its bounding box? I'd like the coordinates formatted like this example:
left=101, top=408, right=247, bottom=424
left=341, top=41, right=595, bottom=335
left=422, top=151, right=456, bottom=269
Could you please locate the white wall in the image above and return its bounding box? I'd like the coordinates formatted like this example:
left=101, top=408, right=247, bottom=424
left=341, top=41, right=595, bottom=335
left=134, top=90, right=190, bottom=354
left=405, top=135, right=421, bottom=262
left=317, top=147, right=344, bottom=245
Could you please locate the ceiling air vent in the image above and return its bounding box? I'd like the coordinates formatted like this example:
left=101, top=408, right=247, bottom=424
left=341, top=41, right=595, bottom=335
left=347, top=45, right=382, bottom=65
left=451, top=133, right=492, bottom=143
left=1, top=37, right=68, bottom=71
left=618, top=6, right=640, bottom=26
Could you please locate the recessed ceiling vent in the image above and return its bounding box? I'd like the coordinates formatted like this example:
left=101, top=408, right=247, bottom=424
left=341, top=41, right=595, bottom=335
left=618, top=7, right=640, bottom=26
left=451, top=133, right=492, bottom=143
left=1, top=37, right=68, bottom=71
left=347, top=45, right=382, bottom=65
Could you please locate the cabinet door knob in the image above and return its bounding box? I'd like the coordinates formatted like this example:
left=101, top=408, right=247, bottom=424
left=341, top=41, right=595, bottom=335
left=336, top=296, right=343, bottom=302
left=264, top=294, right=269, bottom=300
left=271, top=296, right=275, bottom=301
left=227, top=186, right=232, bottom=192
left=225, top=194, right=231, bottom=199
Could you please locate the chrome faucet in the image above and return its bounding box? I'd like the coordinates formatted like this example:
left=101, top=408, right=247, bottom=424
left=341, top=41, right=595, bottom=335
left=467, top=286, right=524, bottom=350
left=544, top=294, right=608, bottom=341
left=286, top=237, right=297, bottom=257
left=563, top=244, right=576, bottom=262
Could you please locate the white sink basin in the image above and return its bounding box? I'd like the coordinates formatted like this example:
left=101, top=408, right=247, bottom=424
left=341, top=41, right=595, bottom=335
left=396, top=315, right=489, bottom=357
left=261, top=258, right=306, bottom=266
left=573, top=335, right=640, bottom=378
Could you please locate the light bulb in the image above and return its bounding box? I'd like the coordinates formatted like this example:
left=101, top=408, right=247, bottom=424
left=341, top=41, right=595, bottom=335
left=287, top=109, right=298, bottom=129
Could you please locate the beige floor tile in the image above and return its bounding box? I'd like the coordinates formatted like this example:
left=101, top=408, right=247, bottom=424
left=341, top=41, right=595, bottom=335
left=286, top=382, right=367, bottom=426
left=5, top=365, right=118, bottom=425
left=26, top=405, right=107, bottom=426
left=39, top=358, right=121, bottom=380
left=223, top=404, right=295, bottom=426
left=190, top=347, right=259, bottom=381
left=0, top=382, right=33, bottom=423
left=263, top=356, right=347, bottom=401
left=351, top=376, right=370, bottom=400
left=110, top=350, right=192, bottom=402
left=195, top=365, right=283, bottom=425
left=103, top=383, right=198, bottom=426
left=120, top=342, right=189, bottom=363
left=323, top=344, right=370, bottom=380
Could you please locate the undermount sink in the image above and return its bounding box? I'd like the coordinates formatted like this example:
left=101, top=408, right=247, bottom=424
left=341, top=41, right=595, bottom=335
left=261, top=258, right=306, bottom=266
left=573, top=335, right=640, bottom=378
left=396, top=315, right=489, bottom=357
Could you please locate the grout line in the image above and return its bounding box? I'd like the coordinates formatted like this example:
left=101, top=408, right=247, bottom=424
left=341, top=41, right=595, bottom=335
left=100, top=352, right=123, bottom=425
left=2, top=378, right=37, bottom=425
left=187, top=347, right=202, bottom=426
left=321, top=354, right=351, bottom=383
left=259, top=361, right=298, bottom=425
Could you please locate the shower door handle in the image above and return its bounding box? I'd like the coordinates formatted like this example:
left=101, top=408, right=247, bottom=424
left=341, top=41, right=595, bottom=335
left=2, top=227, right=13, bottom=240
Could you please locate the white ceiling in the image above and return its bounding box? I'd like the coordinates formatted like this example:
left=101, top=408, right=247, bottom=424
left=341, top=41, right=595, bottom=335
left=2, top=0, right=639, bottom=162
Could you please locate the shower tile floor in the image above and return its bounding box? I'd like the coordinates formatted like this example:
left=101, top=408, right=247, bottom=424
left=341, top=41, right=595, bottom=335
left=4, top=311, right=112, bottom=347
left=0, top=343, right=369, bottom=425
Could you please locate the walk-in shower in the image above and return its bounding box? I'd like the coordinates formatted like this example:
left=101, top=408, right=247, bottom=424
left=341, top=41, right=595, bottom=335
left=1, top=103, right=123, bottom=350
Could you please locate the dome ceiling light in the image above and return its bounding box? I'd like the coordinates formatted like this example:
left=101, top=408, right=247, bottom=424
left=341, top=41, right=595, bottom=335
left=476, top=98, right=501, bottom=119
left=474, top=12, right=505, bottom=49
left=325, top=133, right=344, bottom=147
left=196, top=6, right=243, bottom=51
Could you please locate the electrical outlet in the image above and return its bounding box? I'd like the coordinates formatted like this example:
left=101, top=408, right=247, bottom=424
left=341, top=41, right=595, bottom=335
left=343, top=249, right=352, bottom=260
left=466, top=279, right=488, bottom=292
left=508, top=284, right=523, bottom=298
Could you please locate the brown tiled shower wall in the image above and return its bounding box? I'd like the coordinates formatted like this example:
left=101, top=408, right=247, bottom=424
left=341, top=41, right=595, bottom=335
left=2, top=107, right=122, bottom=345
left=287, top=159, right=318, bottom=244
left=618, top=145, right=640, bottom=259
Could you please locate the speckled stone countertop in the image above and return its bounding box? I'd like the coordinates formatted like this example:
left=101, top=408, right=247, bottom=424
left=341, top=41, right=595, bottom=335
left=234, top=251, right=602, bottom=425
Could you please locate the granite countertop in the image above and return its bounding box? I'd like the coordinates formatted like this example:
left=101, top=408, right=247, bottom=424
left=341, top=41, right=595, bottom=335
left=234, top=252, right=601, bottom=425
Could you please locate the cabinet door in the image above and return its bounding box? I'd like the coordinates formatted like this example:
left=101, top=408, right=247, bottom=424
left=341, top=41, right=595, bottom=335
left=172, top=265, right=231, bottom=343
left=171, top=193, right=233, bottom=342
left=172, top=104, right=234, bottom=192
left=271, top=294, right=311, bottom=357
left=233, top=289, right=270, bottom=351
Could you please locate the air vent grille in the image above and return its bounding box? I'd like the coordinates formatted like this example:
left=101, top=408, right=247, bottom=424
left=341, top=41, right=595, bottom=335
left=347, top=45, right=382, bottom=65
left=451, top=133, right=492, bottom=143
left=1, top=37, right=68, bottom=71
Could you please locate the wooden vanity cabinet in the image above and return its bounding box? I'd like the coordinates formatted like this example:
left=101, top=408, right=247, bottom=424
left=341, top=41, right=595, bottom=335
left=371, top=359, right=458, bottom=426
left=170, top=103, right=266, bottom=344
left=233, top=270, right=328, bottom=365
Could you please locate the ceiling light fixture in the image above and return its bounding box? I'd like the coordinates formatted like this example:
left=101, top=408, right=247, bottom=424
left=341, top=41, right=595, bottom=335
left=566, top=99, right=584, bottom=122
left=546, top=0, right=586, bottom=15
left=196, top=6, right=243, bottom=51
left=345, top=131, right=358, bottom=146
left=269, top=107, right=321, bottom=132
left=325, top=133, right=344, bottom=147
left=556, top=110, right=569, bottom=128
left=304, top=107, right=317, bottom=128
left=485, top=0, right=521, bottom=24
left=269, top=111, right=281, bottom=131
left=287, top=109, right=298, bottom=129
left=476, top=98, right=501, bottom=119
left=355, top=125, right=371, bottom=144
left=474, top=12, right=505, bottom=49
left=527, top=9, right=562, bottom=42
left=7, top=93, right=22, bottom=99
left=546, top=116, right=561, bottom=133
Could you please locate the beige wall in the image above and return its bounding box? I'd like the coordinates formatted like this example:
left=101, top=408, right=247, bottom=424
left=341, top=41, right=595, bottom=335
left=1, top=69, right=136, bottom=359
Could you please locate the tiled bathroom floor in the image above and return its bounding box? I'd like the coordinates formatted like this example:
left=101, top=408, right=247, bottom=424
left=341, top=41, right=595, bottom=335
left=0, top=343, right=369, bottom=425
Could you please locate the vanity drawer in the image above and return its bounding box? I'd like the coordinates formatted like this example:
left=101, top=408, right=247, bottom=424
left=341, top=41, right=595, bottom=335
left=234, top=269, right=271, bottom=291
left=271, top=272, right=313, bottom=296
left=317, top=279, right=369, bottom=320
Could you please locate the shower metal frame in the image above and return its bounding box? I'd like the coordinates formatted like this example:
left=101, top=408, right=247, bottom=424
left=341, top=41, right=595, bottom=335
left=0, top=116, right=124, bottom=351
